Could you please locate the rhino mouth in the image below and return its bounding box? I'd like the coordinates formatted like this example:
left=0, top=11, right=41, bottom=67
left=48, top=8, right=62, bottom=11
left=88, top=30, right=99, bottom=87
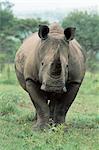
left=40, top=72, right=67, bottom=93
left=41, top=83, right=67, bottom=93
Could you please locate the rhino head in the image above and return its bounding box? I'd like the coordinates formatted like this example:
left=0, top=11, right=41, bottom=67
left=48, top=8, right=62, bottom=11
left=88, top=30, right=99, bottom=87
left=38, top=24, right=76, bottom=93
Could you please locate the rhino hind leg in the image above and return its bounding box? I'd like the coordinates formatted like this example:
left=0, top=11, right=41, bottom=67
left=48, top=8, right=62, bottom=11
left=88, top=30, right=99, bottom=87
left=48, top=100, right=55, bottom=125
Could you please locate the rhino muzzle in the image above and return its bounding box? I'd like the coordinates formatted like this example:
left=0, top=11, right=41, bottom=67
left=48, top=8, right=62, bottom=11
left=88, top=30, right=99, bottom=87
left=41, top=83, right=67, bottom=93
left=40, top=50, right=67, bottom=93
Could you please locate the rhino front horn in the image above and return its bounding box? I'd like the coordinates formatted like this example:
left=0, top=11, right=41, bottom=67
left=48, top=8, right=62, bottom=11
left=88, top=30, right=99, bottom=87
left=41, top=84, right=46, bottom=91
left=63, top=87, right=67, bottom=92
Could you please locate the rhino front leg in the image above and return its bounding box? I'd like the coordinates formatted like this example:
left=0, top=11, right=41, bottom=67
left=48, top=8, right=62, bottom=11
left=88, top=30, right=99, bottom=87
left=32, top=99, right=48, bottom=122
left=26, top=79, right=49, bottom=129
left=54, top=82, right=81, bottom=125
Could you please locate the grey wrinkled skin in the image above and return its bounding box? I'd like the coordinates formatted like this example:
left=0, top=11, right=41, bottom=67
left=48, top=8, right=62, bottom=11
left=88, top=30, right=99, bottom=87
left=15, top=23, right=86, bottom=130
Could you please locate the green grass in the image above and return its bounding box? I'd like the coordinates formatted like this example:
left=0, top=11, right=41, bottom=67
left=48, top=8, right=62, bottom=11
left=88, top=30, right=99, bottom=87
left=0, top=71, right=99, bottom=150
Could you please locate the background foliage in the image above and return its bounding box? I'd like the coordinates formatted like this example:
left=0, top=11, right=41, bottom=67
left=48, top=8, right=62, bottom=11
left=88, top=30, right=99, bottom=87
left=0, top=0, right=48, bottom=64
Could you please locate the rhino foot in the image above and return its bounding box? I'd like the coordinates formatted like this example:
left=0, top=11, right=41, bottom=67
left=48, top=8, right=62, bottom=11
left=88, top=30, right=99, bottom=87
left=33, top=122, right=49, bottom=131
left=32, top=113, right=37, bottom=122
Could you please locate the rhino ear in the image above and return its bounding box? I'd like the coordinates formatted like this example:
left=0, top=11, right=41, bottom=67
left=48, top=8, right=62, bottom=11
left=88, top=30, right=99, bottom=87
left=64, top=27, right=76, bottom=41
left=38, top=25, right=49, bottom=40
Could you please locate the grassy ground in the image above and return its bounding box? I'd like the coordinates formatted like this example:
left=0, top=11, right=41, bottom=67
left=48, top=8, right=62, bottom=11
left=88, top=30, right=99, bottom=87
left=0, top=70, right=99, bottom=150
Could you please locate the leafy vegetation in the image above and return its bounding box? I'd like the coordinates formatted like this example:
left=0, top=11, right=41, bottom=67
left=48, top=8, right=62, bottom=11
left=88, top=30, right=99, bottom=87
left=62, top=11, right=99, bottom=53
left=0, top=0, right=48, bottom=63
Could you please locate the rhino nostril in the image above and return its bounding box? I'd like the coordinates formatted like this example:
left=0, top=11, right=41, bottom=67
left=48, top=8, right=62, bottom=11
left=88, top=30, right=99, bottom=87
left=66, top=64, right=68, bottom=68
left=41, top=62, right=44, bottom=66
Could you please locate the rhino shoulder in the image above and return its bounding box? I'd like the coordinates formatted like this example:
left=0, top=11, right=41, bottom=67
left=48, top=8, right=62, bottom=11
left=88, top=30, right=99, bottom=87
left=15, top=32, right=40, bottom=78
left=68, top=39, right=86, bottom=83
left=69, top=39, right=86, bottom=62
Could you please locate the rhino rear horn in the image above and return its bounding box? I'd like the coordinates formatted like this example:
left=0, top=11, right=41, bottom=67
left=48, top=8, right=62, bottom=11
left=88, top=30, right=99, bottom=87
left=64, top=27, right=76, bottom=41
left=38, top=25, right=49, bottom=40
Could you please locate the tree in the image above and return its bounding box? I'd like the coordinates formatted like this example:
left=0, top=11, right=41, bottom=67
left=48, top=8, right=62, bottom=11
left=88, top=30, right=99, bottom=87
left=11, top=18, right=48, bottom=42
left=0, top=0, right=49, bottom=63
left=0, top=0, right=14, bottom=31
left=62, top=11, right=99, bottom=56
